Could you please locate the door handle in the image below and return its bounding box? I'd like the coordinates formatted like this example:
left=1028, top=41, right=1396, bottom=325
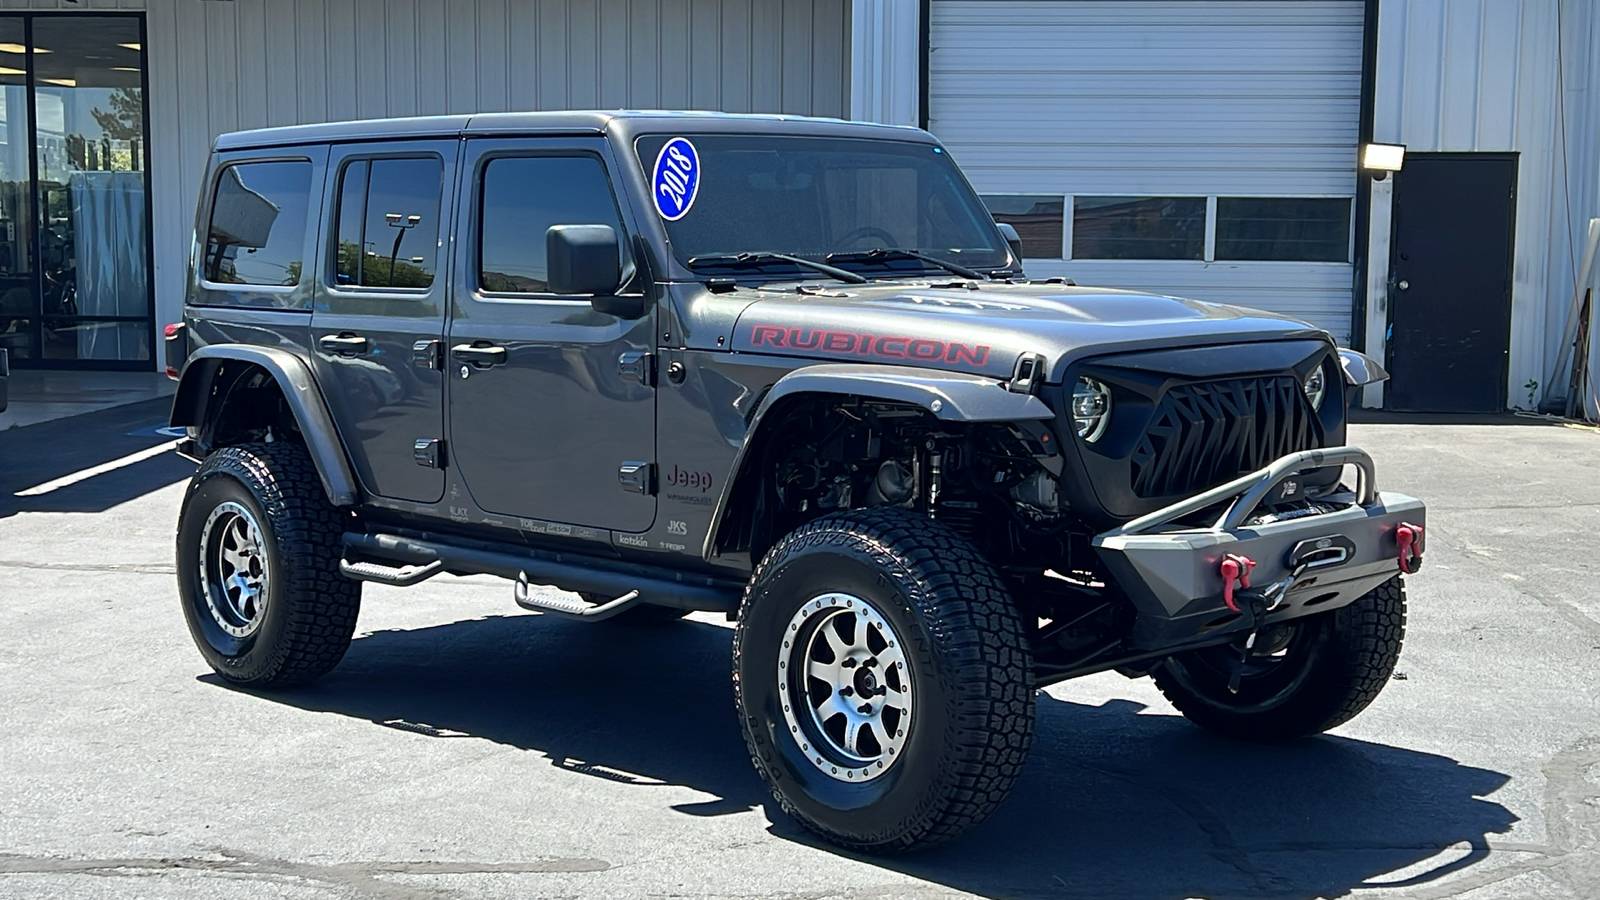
left=451, top=343, right=507, bottom=367
left=318, top=333, right=370, bottom=356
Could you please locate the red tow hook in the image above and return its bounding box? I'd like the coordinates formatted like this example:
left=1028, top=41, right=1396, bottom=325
left=1220, top=553, right=1257, bottom=613
left=1396, top=523, right=1425, bottom=574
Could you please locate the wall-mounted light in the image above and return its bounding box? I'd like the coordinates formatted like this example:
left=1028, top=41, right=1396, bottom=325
left=1361, top=143, right=1406, bottom=180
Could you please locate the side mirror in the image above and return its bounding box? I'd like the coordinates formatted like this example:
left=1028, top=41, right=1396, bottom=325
left=1338, top=348, right=1389, bottom=386
left=546, top=224, right=621, bottom=297
left=995, top=222, right=1025, bottom=264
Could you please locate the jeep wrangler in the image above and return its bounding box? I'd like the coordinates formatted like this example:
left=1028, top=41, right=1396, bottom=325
left=168, top=111, right=1423, bottom=852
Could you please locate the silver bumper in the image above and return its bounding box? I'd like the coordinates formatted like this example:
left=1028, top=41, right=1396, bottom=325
left=1092, top=446, right=1425, bottom=651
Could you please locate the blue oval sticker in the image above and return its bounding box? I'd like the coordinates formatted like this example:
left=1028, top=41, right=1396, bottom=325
left=652, top=137, right=700, bottom=221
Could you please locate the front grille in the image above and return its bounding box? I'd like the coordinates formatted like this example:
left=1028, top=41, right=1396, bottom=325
left=1130, top=376, right=1320, bottom=498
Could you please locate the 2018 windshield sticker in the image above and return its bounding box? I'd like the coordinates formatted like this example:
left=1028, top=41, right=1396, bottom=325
left=652, top=138, right=700, bottom=221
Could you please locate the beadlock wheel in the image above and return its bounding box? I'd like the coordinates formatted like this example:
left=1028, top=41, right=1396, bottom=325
left=778, top=592, right=913, bottom=783
left=198, top=501, right=270, bottom=639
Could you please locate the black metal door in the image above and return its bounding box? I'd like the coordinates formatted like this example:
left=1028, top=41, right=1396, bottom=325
left=1387, top=153, right=1517, bottom=412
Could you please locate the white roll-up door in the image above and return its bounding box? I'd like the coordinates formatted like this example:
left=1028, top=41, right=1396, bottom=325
left=930, top=0, right=1365, bottom=342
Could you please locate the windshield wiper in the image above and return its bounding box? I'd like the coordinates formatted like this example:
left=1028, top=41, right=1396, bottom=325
left=685, top=252, right=868, bottom=285
left=825, top=248, right=987, bottom=280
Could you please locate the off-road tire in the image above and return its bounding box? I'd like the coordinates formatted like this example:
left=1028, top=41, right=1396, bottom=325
left=1152, top=576, right=1406, bottom=741
left=176, top=442, right=361, bottom=687
left=733, top=508, right=1034, bottom=852
left=578, top=593, right=690, bottom=625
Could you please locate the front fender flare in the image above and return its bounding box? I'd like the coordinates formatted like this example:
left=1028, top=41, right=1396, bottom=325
left=169, top=345, right=360, bottom=507
left=702, top=364, right=1056, bottom=560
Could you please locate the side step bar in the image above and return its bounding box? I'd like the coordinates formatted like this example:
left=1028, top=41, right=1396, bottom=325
left=339, top=558, right=444, bottom=587
left=513, top=581, right=643, bottom=621
left=340, top=532, right=742, bottom=614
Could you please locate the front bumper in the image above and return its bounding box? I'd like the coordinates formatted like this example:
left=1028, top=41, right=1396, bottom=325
left=1092, top=446, right=1424, bottom=651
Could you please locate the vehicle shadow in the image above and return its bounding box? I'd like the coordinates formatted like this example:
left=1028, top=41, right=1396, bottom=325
left=221, top=614, right=1517, bottom=900
left=0, top=397, right=192, bottom=519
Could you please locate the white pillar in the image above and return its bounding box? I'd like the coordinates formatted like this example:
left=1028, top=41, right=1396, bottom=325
left=850, top=0, right=921, bottom=127
left=1361, top=176, right=1394, bottom=409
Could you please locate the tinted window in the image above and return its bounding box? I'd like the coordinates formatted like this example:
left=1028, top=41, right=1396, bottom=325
left=204, top=160, right=312, bottom=286
left=332, top=156, right=442, bottom=289
left=982, top=195, right=1064, bottom=258
left=479, top=155, right=624, bottom=294
left=1072, top=196, right=1206, bottom=260
left=1215, top=197, right=1351, bottom=262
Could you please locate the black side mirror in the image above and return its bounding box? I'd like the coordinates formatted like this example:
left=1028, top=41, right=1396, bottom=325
left=995, top=222, right=1025, bottom=264
left=546, top=224, right=621, bottom=297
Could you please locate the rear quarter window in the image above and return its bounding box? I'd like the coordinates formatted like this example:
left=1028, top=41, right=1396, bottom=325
left=201, top=159, right=313, bottom=290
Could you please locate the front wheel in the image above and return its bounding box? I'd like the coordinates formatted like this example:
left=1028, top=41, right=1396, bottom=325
left=733, top=508, right=1034, bottom=852
left=1152, top=576, right=1406, bottom=741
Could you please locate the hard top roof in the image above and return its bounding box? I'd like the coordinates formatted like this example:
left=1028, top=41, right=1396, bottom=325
left=212, top=110, right=930, bottom=151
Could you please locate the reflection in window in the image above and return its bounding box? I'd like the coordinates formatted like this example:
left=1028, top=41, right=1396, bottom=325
left=479, top=156, right=623, bottom=293
left=1072, top=196, right=1206, bottom=260
left=333, top=157, right=441, bottom=289
left=1215, top=197, right=1351, bottom=262
left=982, top=195, right=1064, bottom=259
left=204, top=161, right=312, bottom=287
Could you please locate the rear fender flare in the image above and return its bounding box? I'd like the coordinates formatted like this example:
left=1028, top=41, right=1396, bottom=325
left=703, top=363, right=1056, bottom=560
left=169, top=345, right=359, bottom=507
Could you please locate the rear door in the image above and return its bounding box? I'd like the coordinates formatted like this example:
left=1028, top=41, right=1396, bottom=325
left=445, top=137, right=657, bottom=533
left=309, top=140, right=456, bottom=503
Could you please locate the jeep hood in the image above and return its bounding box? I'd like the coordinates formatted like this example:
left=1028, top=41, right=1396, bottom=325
left=726, top=282, right=1328, bottom=381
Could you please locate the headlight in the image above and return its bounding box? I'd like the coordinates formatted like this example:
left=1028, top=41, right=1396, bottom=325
left=1072, top=377, right=1112, bottom=442
left=1302, top=365, right=1327, bottom=410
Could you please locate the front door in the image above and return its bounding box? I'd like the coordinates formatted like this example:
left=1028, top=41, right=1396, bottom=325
left=446, top=138, right=657, bottom=533
left=1387, top=153, right=1517, bottom=412
left=309, top=141, right=456, bottom=503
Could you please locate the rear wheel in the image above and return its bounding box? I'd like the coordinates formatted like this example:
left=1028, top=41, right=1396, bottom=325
left=733, top=508, right=1034, bottom=852
left=176, top=442, right=361, bottom=687
left=1152, top=576, right=1406, bottom=741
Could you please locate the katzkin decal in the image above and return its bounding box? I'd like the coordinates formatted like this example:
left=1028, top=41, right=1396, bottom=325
left=652, top=137, right=700, bottom=220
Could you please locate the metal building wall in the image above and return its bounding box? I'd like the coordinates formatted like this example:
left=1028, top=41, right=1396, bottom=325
left=137, top=0, right=851, bottom=346
left=1370, top=0, right=1600, bottom=411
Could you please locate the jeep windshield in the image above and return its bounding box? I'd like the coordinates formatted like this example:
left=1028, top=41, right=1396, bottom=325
left=634, top=134, right=1011, bottom=281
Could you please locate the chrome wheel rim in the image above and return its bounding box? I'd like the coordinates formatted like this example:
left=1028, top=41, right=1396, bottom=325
left=198, top=501, right=270, bottom=638
left=777, top=592, right=913, bottom=783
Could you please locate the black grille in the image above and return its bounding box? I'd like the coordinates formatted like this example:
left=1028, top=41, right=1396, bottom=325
left=1130, top=376, right=1320, bottom=498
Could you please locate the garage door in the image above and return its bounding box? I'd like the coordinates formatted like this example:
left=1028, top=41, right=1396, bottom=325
left=930, top=0, right=1365, bottom=342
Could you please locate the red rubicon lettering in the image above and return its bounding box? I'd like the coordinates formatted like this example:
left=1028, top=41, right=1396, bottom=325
left=746, top=326, right=990, bottom=368
left=751, top=325, right=786, bottom=347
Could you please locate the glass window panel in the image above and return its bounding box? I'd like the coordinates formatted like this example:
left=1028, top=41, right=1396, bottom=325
left=982, top=195, right=1064, bottom=259
left=479, top=155, right=624, bottom=294
left=41, top=318, right=148, bottom=361
left=0, top=316, right=32, bottom=360
left=1072, top=196, right=1206, bottom=260
left=332, top=159, right=367, bottom=286
left=0, top=17, right=32, bottom=360
left=356, top=157, right=441, bottom=289
left=32, top=16, right=151, bottom=361
left=1215, top=197, right=1352, bottom=262
left=204, top=160, right=312, bottom=287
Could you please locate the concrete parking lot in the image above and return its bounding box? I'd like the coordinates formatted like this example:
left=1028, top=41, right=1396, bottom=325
left=1, top=398, right=1597, bottom=900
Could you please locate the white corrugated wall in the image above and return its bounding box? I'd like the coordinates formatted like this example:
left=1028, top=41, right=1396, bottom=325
left=130, top=0, right=850, bottom=350
left=1373, top=0, right=1600, bottom=411
left=927, top=0, right=1365, bottom=343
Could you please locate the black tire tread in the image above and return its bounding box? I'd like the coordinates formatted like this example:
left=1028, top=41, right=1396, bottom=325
left=1153, top=576, right=1406, bottom=741
left=188, top=442, right=361, bottom=687
left=733, top=507, right=1034, bottom=852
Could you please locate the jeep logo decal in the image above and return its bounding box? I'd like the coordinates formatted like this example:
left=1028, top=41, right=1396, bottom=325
left=749, top=326, right=989, bottom=366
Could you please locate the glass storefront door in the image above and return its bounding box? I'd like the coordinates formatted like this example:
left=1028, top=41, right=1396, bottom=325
left=0, top=14, right=150, bottom=368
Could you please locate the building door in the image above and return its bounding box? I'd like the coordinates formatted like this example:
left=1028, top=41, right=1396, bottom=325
left=1386, top=154, right=1517, bottom=412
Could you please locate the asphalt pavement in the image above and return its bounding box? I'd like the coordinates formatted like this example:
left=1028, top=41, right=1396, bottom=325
left=0, top=401, right=1596, bottom=899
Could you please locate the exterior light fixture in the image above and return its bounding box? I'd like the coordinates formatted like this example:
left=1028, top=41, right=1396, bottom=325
left=1361, top=143, right=1406, bottom=180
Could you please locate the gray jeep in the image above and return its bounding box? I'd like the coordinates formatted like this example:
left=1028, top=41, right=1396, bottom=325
left=167, top=111, right=1424, bottom=852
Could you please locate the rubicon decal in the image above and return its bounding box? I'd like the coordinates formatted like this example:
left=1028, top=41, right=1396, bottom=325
left=749, top=326, right=990, bottom=366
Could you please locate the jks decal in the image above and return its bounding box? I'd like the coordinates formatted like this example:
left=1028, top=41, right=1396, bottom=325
left=749, top=326, right=990, bottom=367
